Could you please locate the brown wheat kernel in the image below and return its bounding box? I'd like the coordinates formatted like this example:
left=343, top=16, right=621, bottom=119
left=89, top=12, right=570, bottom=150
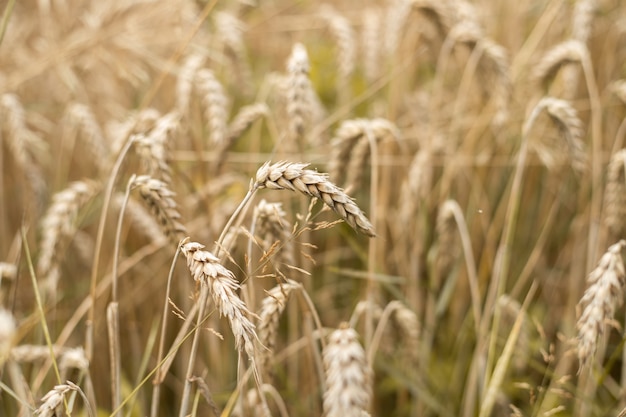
left=254, top=161, right=375, bottom=237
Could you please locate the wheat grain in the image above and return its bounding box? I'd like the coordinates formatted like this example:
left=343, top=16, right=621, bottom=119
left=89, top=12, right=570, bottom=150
left=132, top=175, right=186, bottom=244
left=256, top=280, right=300, bottom=380
left=254, top=161, right=375, bottom=237
left=195, top=68, right=229, bottom=146
left=577, top=240, right=626, bottom=365
left=323, top=323, right=372, bottom=417
left=604, top=150, right=626, bottom=239
left=180, top=241, right=257, bottom=357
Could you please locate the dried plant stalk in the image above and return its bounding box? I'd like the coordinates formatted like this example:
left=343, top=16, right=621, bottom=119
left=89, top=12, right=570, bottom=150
left=180, top=241, right=257, bottom=357
left=132, top=175, right=186, bottom=244
left=577, top=240, right=626, bottom=365
left=254, top=161, right=375, bottom=237
left=323, top=323, right=372, bottom=417
left=604, top=150, right=626, bottom=239
left=256, top=280, right=300, bottom=380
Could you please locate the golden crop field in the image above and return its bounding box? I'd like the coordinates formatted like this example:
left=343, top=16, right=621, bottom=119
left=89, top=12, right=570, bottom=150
left=1, top=0, right=625, bottom=416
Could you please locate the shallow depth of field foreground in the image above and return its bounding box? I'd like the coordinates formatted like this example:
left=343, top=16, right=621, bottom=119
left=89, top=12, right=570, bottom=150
left=2, top=0, right=626, bottom=416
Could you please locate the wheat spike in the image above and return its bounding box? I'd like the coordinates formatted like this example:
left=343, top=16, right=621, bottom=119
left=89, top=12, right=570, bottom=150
left=572, top=0, right=597, bottom=44
left=435, top=200, right=460, bottom=281
left=254, top=161, right=375, bottom=237
left=323, top=323, right=372, bottom=417
left=256, top=280, right=300, bottom=380
left=214, top=11, right=253, bottom=95
left=38, top=180, right=100, bottom=299
left=133, top=111, right=179, bottom=183
left=533, top=40, right=588, bottom=89
left=383, top=0, right=412, bottom=55
left=254, top=199, right=296, bottom=270
left=410, top=0, right=455, bottom=38
left=132, top=175, right=186, bottom=244
left=65, top=103, right=110, bottom=172
left=604, top=150, right=626, bottom=239
left=286, top=43, right=313, bottom=144
left=577, top=240, right=626, bottom=366
left=388, top=301, right=420, bottom=365
left=180, top=241, right=257, bottom=357
left=196, top=68, right=229, bottom=146
left=0, top=308, right=16, bottom=366
left=362, top=8, right=382, bottom=82
left=399, top=148, right=433, bottom=225
left=524, top=97, right=587, bottom=174
left=114, top=194, right=167, bottom=244
left=176, top=54, right=205, bottom=115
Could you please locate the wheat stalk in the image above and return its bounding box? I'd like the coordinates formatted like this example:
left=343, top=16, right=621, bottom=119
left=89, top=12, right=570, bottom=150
left=323, top=323, right=372, bottom=417
left=253, top=161, right=375, bottom=237
left=577, top=240, right=626, bottom=366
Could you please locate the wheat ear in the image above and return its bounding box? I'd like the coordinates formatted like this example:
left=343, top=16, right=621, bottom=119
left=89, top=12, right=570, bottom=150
left=254, top=161, right=375, bottom=237
left=362, top=8, right=382, bottom=82
left=195, top=68, right=229, bottom=146
left=577, top=240, right=626, bottom=366
left=0, top=308, right=15, bottom=366
left=176, top=54, right=205, bottom=115
left=35, top=381, right=93, bottom=417
left=133, top=112, right=179, bottom=184
left=604, top=150, right=626, bottom=239
left=253, top=199, right=296, bottom=271
left=323, top=323, right=372, bottom=417
left=214, top=11, right=252, bottom=95
left=65, top=103, right=110, bottom=173
left=286, top=43, right=313, bottom=144
left=533, top=40, right=588, bottom=89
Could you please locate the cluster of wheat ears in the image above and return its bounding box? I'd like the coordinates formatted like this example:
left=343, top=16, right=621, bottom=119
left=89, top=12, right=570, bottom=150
left=2, top=0, right=626, bottom=416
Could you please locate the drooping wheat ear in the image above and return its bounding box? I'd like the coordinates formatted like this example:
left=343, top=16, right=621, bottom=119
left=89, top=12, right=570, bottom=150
left=604, top=150, right=626, bottom=239
left=345, top=119, right=401, bottom=189
left=319, top=6, right=356, bottom=103
left=11, top=345, right=89, bottom=372
left=399, top=149, right=433, bottom=225
left=195, top=68, right=229, bottom=146
left=214, top=103, right=269, bottom=174
left=254, top=161, right=376, bottom=237
left=114, top=194, right=167, bottom=244
left=286, top=43, right=313, bottom=144
left=410, top=0, right=455, bottom=39
left=577, top=240, right=626, bottom=366
left=533, top=40, right=588, bottom=89
left=38, top=180, right=100, bottom=299
left=611, top=80, right=626, bottom=105
left=133, top=111, right=179, bottom=183
left=328, top=119, right=371, bottom=185
left=388, top=301, right=420, bottom=365
left=65, top=103, right=110, bottom=172
left=176, top=54, right=205, bottom=116
left=256, top=280, right=300, bottom=381
left=434, top=200, right=460, bottom=281
left=180, top=241, right=257, bottom=357
left=523, top=97, right=587, bottom=174
left=323, top=323, right=372, bottom=417
left=35, top=381, right=91, bottom=417
left=1, top=93, right=47, bottom=208
left=361, top=8, right=382, bottom=82
left=253, top=199, right=296, bottom=271
left=214, top=11, right=252, bottom=95
left=0, top=308, right=16, bottom=366
left=108, top=108, right=162, bottom=155
left=383, top=0, right=412, bottom=55
left=132, top=175, right=186, bottom=245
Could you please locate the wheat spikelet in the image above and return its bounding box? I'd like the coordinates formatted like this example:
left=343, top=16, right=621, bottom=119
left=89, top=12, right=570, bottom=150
left=0, top=308, right=16, bottom=366
left=286, top=43, right=313, bottom=144
left=180, top=241, right=257, bottom=357
left=214, top=11, right=252, bottom=95
left=133, top=111, right=179, bottom=183
left=383, top=0, right=412, bottom=55
left=577, top=240, right=626, bottom=365
left=524, top=97, right=587, bottom=174
left=114, top=194, right=167, bottom=244
left=38, top=180, right=100, bottom=299
left=254, top=199, right=296, bottom=271
left=195, top=68, right=229, bottom=146
left=344, top=118, right=401, bottom=189
left=132, top=175, right=186, bottom=244
left=254, top=161, right=375, bottom=237
left=533, top=40, right=588, bottom=89
left=604, top=150, right=626, bottom=239
left=323, top=323, right=372, bottom=417
left=319, top=5, right=356, bottom=103
left=176, top=54, right=205, bottom=115
left=362, top=8, right=382, bottom=82
left=35, top=383, right=74, bottom=417
left=256, top=280, right=300, bottom=380
left=65, top=103, right=110, bottom=172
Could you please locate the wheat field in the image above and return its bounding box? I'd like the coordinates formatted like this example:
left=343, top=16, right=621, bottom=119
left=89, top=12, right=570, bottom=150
left=1, top=0, right=626, bottom=416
